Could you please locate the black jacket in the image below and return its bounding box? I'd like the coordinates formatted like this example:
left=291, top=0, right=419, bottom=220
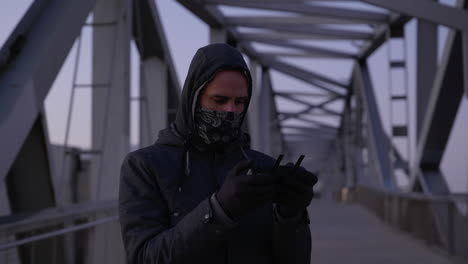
left=118, top=44, right=311, bottom=263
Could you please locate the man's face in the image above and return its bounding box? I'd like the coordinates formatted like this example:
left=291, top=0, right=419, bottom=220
left=198, top=71, right=249, bottom=113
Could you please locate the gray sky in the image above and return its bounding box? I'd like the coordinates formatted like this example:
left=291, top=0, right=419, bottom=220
left=1, top=0, right=467, bottom=193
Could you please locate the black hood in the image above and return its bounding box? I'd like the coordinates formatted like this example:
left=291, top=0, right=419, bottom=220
left=172, top=43, right=252, bottom=142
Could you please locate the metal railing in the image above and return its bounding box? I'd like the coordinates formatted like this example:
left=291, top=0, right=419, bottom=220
left=339, top=186, right=468, bottom=260
left=0, top=200, right=118, bottom=264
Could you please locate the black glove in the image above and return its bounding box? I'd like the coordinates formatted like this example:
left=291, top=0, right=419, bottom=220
left=216, top=160, right=279, bottom=220
left=273, top=163, right=318, bottom=218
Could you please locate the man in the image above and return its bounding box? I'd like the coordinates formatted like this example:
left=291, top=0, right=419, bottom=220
left=119, top=43, right=318, bottom=263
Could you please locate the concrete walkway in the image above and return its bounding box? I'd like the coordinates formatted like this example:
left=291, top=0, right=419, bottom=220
left=308, top=199, right=456, bottom=264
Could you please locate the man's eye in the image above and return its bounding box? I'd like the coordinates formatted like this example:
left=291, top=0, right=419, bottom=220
left=214, top=98, right=227, bottom=104
left=236, top=99, right=247, bottom=105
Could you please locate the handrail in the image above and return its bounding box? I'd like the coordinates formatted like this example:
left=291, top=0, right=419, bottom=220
left=345, top=185, right=468, bottom=260
left=0, top=199, right=117, bottom=234
left=0, top=215, right=118, bottom=251
left=345, top=186, right=468, bottom=202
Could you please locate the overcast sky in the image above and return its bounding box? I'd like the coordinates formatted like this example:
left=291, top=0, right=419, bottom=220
left=1, top=0, right=467, bottom=193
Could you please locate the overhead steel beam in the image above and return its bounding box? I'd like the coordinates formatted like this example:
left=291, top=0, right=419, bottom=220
left=233, top=24, right=374, bottom=40
left=275, top=91, right=329, bottom=97
left=210, top=28, right=227, bottom=43
left=361, top=0, right=468, bottom=31
left=277, top=93, right=342, bottom=116
left=316, top=107, right=342, bottom=116
left=283, top=132, right=335, bottom=140
left=295, top=116, right=339, bottom=131
left=218, top=0, right=359, bottom=3
left=354, top=61, right=397, bottom=191
left=262, top=56, right=348, bottom=90
left=414, top=30, right=464, bottom=194
left=203, top=0, right=389, bottom=24
left=281, top=127, right=337, bottom=140
left=282, top=125, right=337, bottom=134
left=176, top=0, right=225, bottom=28
left=175, top=0, right=348, bottom=125
left=279, top=96, right=341, bottom=121
left=280, top=109, right=340, bottom=118
left=261, top=60, right=345, bottom=95
left=358, top=13, right=410, bottom=59
left=258, top=51, right=350, bottom=58
left=225, top=15, right=368, bottom=25
left=239, top=31, right=358, bottom=41
left=277, top=93, right=316, bottom=108
left=0, top=0, right=96, bottom=182
left=240, top=37, right=357, bottom=59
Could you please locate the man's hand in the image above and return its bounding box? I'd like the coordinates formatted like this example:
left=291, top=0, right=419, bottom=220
left=273, top=163, right=318, bottom=218
left=216, top=160, right=279, bottom=220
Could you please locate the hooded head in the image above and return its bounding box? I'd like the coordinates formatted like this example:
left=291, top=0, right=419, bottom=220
left=173, top=43, right=252, bottom=149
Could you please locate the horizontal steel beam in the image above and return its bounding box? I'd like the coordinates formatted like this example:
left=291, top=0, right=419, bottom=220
left=239, top=31, right=366, bottom=41
left=262, top=56, right=348, bottom=90
left=176, top=0, right=225, bottom=27
left=225, top=15, right=368, bottom=25
left=241, top=37, right=357, bottom=59
left=275, top=91, right=330, bottom=97
left=204, top=0, right=389, bottom=23
left=279, top=96, right=342, bottom=121
left=261, top=62, right=342, bottom=94
left=295, top=116, right=339, bottom=130
left=283, top=132, right=335, bottom=140
left=277, top=93, right=316, bottom=108
left=235, top=24, right=374, bottom=40
left=258, top=51, right=352, bottom=58
left=317, top=106, right=342, bottom=116
left=219, top=0, right=359, bottom=2
left=361, top=0, right=468, bottom=31
left=282, top=124, right=337, bottom=132
left=277, top=93, right=342, bottom=116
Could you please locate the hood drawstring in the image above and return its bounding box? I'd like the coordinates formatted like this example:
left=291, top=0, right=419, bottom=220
left=179, top=131, right=193, bottom=193
left=170, top=123, right=192, bottom=193
left=240, top=146, right=250, bottom=161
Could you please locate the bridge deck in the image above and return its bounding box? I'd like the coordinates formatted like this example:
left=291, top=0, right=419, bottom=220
left=308, top=199, right=456, bottom=264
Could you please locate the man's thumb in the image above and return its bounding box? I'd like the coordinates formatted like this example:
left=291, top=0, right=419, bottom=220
left=233, top=160, right=254, bottom=175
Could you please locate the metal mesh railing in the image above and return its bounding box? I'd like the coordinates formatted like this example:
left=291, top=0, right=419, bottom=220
left=0, top=200, right=118, bottom=264
left=341, top=186, right=468, bottom=260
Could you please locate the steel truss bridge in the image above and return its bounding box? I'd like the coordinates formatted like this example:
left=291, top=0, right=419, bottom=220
left=1, top=0, right=468, bottom=263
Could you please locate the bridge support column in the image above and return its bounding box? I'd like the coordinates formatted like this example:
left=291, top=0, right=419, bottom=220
left=258, top=67, right=282, bottom=157
left=247, top=59, right=262, bottom=151
left=210, top=27, right=226, bottom=43
left=89, top=0, right=130, bottom=263
left=354, top=61, right=397, bottom=190
left=140, top=57, right=168, bottom=147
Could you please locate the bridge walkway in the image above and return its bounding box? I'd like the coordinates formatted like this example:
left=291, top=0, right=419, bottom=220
left=308, top=199, right=457, bottom=264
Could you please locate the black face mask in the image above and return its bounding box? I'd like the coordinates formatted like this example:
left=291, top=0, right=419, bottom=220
left=194, top=107, right=244, bottom=148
